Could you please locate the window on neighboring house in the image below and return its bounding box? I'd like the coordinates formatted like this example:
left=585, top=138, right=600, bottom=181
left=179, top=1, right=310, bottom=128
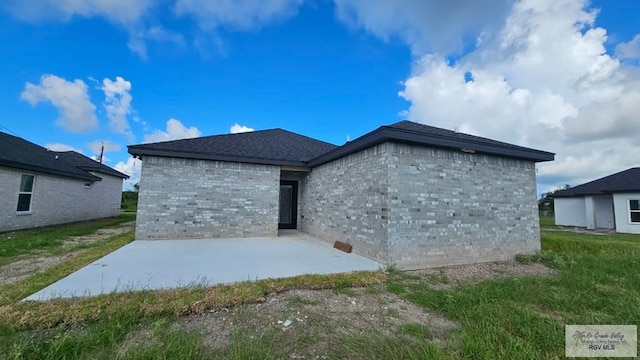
left=629, top=199, right=640, bottom=223
left=17, top=174, right=35, bottom=212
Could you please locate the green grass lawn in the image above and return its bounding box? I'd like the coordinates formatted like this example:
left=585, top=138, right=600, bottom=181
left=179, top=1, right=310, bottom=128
left=0, top=214, right=134, bottom=266
left=387, top=229, right=640, bottom=359
left=539, top=216, right=555, bottom=228
left=121, top=191, right=138, bottom=212
left=1, top=221, right=639, bottom=359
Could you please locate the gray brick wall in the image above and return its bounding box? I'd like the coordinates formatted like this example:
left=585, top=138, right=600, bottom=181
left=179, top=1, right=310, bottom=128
left=298, top=142, right=539, bottom=269
left=387, top=143, right=540, bottom=269
left=135, top=156, right=279, bottom=240
left=133, top=142, right=540, bottom=269
left=1, top=166, right=123, bottom=232
left=300, top=143, right=391, bottom=263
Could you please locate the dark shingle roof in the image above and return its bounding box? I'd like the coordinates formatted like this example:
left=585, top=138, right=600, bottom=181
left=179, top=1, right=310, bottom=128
left=128, top=120, right=555, bottom=166
left=390, top=121, right=542, bottom=153
left=128, top=129, right=338, bottom=166
left=308, top=120, right=554, bottom=166
left=55, top=151, right=128, bottom=179
left=553, top=168, right=640, bottom=197
left=0, top=132, right=127, bottom=181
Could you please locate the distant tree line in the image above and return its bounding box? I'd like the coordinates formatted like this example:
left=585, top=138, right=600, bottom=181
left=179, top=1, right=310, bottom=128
left=538, top=184, right=571, bottom=216
left=121, top=183, right=139, bottom=212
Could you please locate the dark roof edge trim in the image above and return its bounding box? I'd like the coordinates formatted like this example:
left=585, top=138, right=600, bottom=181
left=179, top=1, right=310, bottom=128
left=552, top=193, right=599, bottom=198
left=0, top=159, right=102, bottom=181
left=129, top=125, right=555, bottom=167
left=307, top=128, right=387, bottom=167
left=76, top=166, right=129, bottom=179
left=127, top=148, right=308, bottom=167
left=554, top=190, right=640, bottom=198
left=308, top=127, right=555, bottom=167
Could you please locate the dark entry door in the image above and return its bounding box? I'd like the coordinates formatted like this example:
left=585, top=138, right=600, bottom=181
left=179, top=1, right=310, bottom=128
left=278, top=180, right=298, bottom=229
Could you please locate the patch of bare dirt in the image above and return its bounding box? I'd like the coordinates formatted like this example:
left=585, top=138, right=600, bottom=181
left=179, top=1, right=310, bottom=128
left=546, top=227, right=614, bottom=235
left=530, top=304, right=565, bottom=322
left=130, top=262, right=554, bottom=356
left=0, top=253, right=77, bottom=285
left=0, top=221, right=134, bottom=286
left=116, top=323, right=157, bottom=357
left=177, top=287, right=457, bottom=355
left=61, top=221, right=135, bottom=250
left=410, top=260, right=557, bottom=290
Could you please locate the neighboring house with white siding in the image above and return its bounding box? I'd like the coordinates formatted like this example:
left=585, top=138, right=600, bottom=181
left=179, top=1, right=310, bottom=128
left=128, top=120, right=554, bottom=269
left=553, top=168, right=640, bottom=234
left=0, top=132, right=128, bottom=232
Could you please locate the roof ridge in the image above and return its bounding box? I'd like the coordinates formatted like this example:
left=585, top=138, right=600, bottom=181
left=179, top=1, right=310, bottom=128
left=387, top=120, right=530, bottom=149
left=129, top=121, right=553, bottom=166
left=131, top=127, right=288, bottom=147
left=0, top=132, right=124, bottom=180
left=128, top=126, right=338, bottom=165
left=579, top=168, right=636, bottom=185
left=553, top=167, right=640, bottom=197
left=54, top=151, right=129, bottom=179
left=270, top=127, right=337, bottom=147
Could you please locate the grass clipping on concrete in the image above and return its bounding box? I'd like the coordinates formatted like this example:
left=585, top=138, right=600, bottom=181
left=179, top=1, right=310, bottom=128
left=0, top=231, right=135, bottom=306
left=1, top=271, right=386, bottom=329
left=0, top=227, right=386, bottom=329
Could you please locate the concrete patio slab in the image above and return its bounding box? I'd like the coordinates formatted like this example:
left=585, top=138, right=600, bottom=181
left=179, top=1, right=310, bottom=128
left=25, top=234, right=382, bottom=301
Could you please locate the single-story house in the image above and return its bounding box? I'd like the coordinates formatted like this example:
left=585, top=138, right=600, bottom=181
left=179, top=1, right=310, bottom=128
left=128, top=120, right=554, bottom=269
left=0, top=132, right=129, bottom=232
left=553, top=168, right=640, bottom=234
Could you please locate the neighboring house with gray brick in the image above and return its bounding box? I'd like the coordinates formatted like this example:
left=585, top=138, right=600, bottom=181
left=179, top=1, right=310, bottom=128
left=553, top=168, right=640, bottom=234
left=0, top=132, right=128, bottom=232
left=128, top=121, right=554, bottom=269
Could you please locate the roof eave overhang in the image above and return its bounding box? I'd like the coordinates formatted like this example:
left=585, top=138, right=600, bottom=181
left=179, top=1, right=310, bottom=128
left=554, top=190, right=640, bottom=198
left=128, top=126, right=555, bottom=168
left=128, top=147, right=309, bottom=167
left=78, top=166, right=129, bottom=179
left=0, top=159, right=102, bottom=182
left=307, top=127, right=555, bottom=167
left=552, top=194, right=590, bottom=198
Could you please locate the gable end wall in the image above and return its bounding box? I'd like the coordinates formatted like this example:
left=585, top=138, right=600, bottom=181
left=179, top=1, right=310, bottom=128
left=387, top=143, right=540, bottom=269
left=135, top=156, right=279, bottom=240
left=613, top=193, right=640, bottom=234
left=554, top=197, right=587, bottom=227
left=1, top=166, right=122, bottom=232
left=300, top=142, right=540, bottom=269
left=299, top=143, right=390, bottom=264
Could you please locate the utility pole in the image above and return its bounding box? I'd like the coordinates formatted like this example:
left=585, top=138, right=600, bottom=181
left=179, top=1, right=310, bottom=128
left=98, top=142, right=104, bottom=163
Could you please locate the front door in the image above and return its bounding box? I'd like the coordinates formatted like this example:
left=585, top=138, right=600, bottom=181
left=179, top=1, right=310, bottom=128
left=278, top=180, right=298, bottom=229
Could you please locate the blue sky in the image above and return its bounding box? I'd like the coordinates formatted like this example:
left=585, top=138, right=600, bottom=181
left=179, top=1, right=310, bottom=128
left=1, top=0, right=639, bottom=193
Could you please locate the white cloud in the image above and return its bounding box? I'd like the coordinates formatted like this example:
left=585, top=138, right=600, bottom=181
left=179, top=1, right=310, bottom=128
left=115, top=157, right=142, bottom=190
left=174, top=0, right=303, bottom=31
left=0, top=0, right=155, bottom=25
left=615, top=34, right=640, bottom=60
left=3, top=0, right=304, bottom=58
left=1, top=0, right=304, bottom=34
left=385, top=0, right=640, bottom=194
left=230, top=123, right=255, bottom=134
left=0, top=0, right=175, bottom=59
left=144, top=118, right=201, bottom=143
left=44, top=143, right=83, bottom=153
left=21, top=75, right=98, bottom=133
left=128, top=26, right=186, bottom=59
left=87, top=140, right=121, bottom=155
left=102, top=77, right=134, bottom=140
left=334, top=0, right=512, bottom=55
left=90, top=155, right=112, bottom=164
